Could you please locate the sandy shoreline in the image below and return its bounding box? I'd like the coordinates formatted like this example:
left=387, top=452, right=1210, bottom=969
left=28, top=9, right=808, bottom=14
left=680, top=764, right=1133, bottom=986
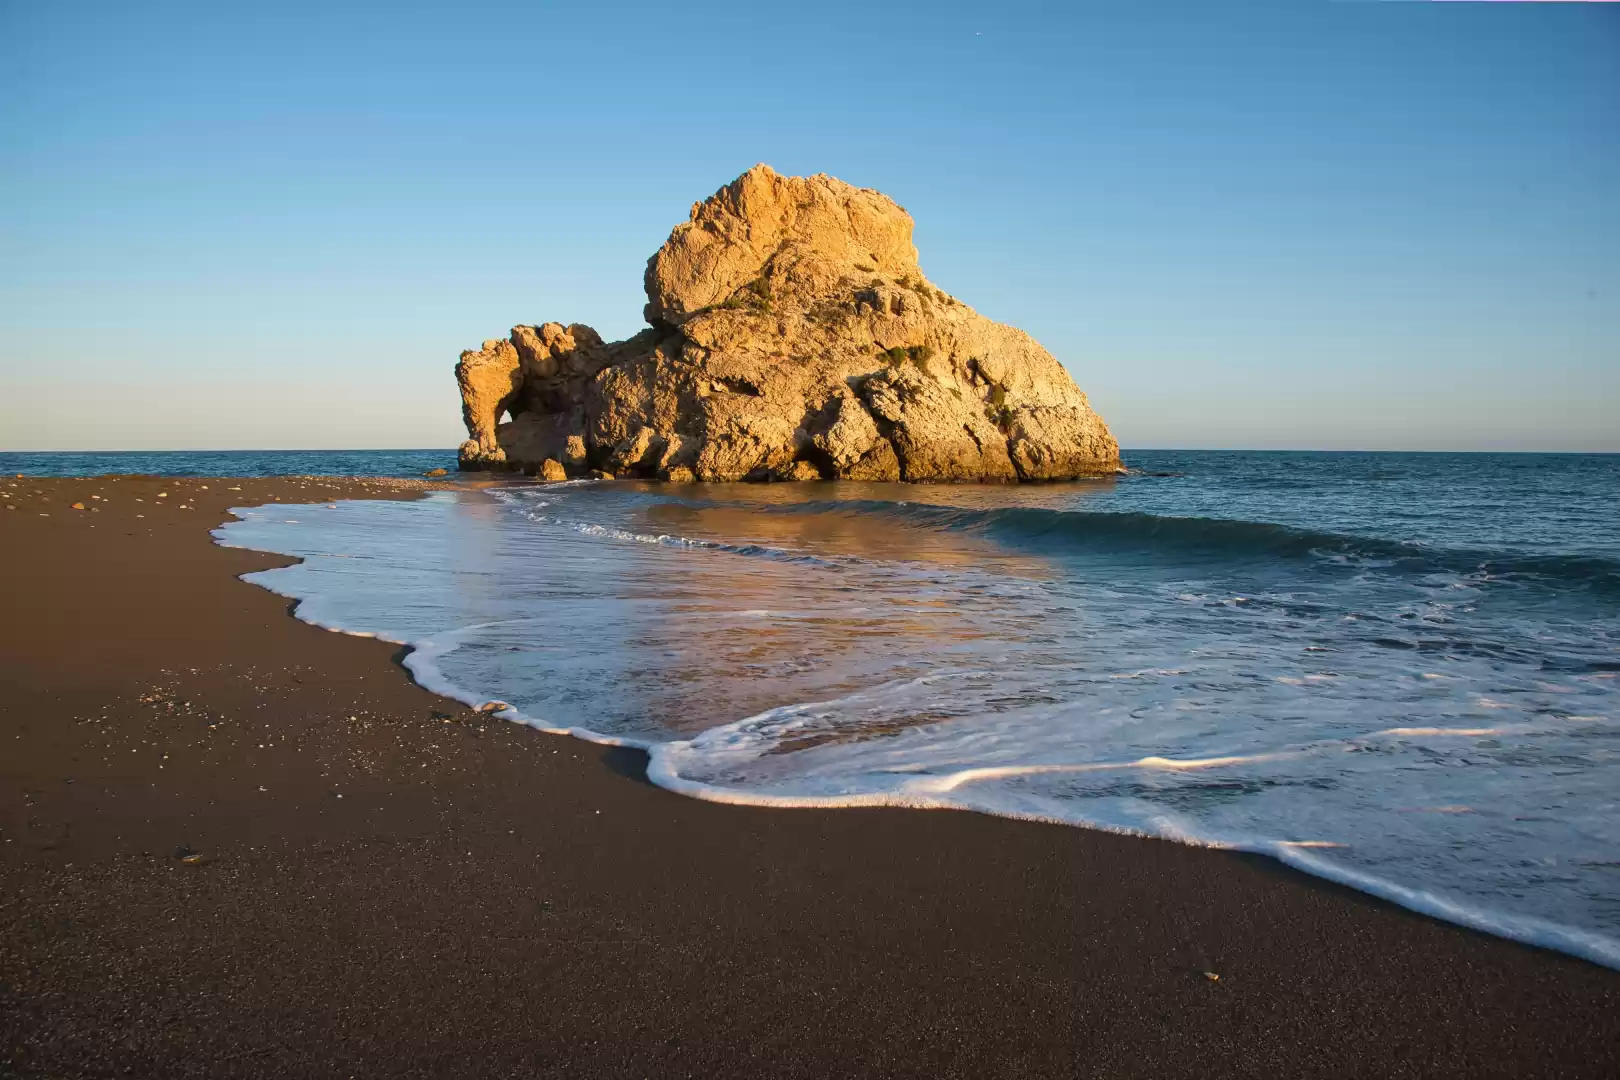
left=2, top=474, right=1617, bottom=1078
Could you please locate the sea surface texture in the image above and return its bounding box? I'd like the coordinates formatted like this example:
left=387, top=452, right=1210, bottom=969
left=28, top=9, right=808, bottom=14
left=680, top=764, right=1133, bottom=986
left=0, top=449, right=454, bottom=477
left=214, top=451, right=1620, bottom=966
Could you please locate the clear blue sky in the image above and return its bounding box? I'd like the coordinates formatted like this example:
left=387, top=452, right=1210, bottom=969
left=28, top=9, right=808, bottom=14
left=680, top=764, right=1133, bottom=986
left=2, top=1, right=1616, bottom=452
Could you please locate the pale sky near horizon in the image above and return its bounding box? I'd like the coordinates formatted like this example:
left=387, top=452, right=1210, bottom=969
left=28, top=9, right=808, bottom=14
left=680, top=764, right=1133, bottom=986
left=2, top=1, right=1616, bottom=453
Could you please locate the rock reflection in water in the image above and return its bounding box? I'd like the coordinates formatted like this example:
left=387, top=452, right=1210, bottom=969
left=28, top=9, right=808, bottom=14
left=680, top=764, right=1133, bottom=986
left=566, top=483, right=1064, bottom=739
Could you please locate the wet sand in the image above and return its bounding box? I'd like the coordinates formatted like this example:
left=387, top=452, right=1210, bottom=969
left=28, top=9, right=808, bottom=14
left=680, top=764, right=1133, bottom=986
left=2, top=474, right=1617, bottom=1078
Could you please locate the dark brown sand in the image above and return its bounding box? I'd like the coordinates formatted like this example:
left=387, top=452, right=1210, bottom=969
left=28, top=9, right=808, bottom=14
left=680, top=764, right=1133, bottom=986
left=2, top=474, right=1617, bottom=1079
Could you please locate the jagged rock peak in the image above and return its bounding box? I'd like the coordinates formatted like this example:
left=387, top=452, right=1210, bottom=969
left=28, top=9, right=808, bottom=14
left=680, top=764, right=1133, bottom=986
left=456, top=164, right=1121, bottom=483
left=643, top=164, right=921, bottom=326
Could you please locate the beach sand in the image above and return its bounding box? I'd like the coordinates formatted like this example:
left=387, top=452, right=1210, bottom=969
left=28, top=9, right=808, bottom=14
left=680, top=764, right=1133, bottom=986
left=2, top=475, right=1616, bottom=1078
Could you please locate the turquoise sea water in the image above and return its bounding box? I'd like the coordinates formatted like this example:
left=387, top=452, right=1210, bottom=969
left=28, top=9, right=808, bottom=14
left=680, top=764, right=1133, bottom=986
left=20, top=449, right=1618, bottom=966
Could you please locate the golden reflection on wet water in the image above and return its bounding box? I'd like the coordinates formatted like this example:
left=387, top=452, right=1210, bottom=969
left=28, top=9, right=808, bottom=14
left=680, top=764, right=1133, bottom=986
left=569, top=482, right=1091, bottom=738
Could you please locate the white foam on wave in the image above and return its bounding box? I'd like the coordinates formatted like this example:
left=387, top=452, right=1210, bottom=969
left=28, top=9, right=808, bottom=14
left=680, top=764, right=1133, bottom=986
left=1270, top=845, right=1620, bottom=970
left=516, top=510, right=857, bottom=569
left=417, top=653, right=1620, bottom=970
left=392, top=640, right=1620, bottom=971
left=892, top=750, right=1305, bottom=794
left=572, top=521, right=705, bottom=548
left=1372, top=726, right=1523, bottom=738
left=641, top=717, right=1620, bottom=969
left=400, top=627, right=657, bottom=752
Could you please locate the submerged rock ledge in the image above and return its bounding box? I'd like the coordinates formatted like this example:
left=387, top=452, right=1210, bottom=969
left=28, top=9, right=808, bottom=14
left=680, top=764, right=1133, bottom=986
left=456, top=164, right=1120, bottom=482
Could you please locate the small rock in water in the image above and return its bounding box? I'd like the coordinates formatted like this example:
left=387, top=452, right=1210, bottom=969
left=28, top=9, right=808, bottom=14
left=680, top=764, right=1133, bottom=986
left=537, top=458, right=568, bottom=482
left=424, top=468, right=449, bottom=477
left=478, top=701, right=513, bottom=713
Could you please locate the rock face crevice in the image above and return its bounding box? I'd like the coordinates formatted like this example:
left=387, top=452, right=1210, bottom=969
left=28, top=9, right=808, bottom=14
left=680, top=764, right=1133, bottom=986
left=456, top=165, right=1121, bottom=481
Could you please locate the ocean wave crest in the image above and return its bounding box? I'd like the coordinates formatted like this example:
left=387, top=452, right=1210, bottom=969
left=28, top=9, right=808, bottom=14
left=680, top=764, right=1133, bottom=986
left=729, top=499, right=1620, bottom=595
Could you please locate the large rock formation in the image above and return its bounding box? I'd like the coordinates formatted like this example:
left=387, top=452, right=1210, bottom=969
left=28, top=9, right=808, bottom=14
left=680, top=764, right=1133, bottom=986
left=456, top=165, right=1120, bottom=482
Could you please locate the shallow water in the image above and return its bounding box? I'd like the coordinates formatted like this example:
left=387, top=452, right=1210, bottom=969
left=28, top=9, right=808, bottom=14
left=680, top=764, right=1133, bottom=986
left=212, top=451, right=1620, bottom=967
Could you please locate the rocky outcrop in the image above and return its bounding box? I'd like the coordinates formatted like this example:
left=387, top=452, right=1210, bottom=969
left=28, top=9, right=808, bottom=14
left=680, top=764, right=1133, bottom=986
left=457, top=165, right=1120, bottom=481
